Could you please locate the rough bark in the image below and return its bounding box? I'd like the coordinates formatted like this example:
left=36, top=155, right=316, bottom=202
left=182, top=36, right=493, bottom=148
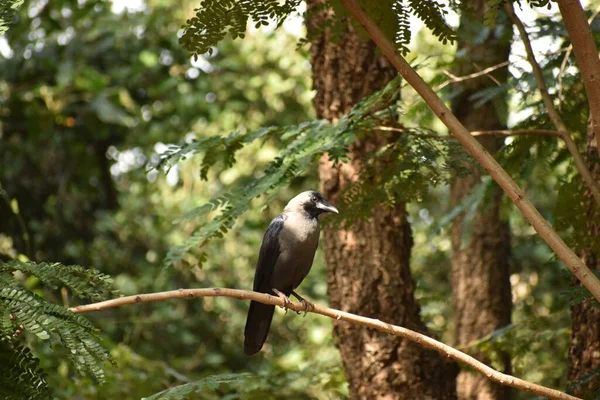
left=450, top=4, right=512, bottom=400
left=568, top=125, right=600, bottom=398
left=307, top=2, right=458, bottom=399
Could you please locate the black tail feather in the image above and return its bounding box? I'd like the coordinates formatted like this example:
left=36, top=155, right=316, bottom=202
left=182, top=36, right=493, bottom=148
left=244, top=301, right=275, bottom=356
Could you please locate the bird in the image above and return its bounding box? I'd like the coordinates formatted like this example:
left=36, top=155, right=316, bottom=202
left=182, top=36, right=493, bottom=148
left=244, top=190, right=338, bottom=356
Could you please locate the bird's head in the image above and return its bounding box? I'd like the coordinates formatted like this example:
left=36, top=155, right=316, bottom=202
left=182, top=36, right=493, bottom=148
left=284, top=191, right=339, bottom=218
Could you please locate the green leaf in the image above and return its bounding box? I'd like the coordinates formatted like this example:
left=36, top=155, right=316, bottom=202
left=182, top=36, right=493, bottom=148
left=143, top=373, right=255, bottom=400
left=0, top=339, right=51, bottom=400
left=90, top=94, right=137, bottom=128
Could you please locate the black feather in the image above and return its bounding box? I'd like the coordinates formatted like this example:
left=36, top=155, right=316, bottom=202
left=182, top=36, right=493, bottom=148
left=244, top=214, right=287, bottom=355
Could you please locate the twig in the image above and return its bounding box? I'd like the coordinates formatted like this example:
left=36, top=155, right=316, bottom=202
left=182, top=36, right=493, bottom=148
left=437, top=61, right=510, bottom=90
left=69, top=288, right=581, bottom=400
left=557, top=0, right=600, bottom=148
left=377, top=126, right=562, bottom=139
left=506, top=2, right=600, bottom=208
left=339, top=0, right=600, bottom=302
left=470, top=129, right=562, bottom=137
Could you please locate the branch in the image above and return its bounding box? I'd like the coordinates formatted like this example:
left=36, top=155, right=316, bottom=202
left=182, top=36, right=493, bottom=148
left=69, top=288, right=580, bottom=400
left=505, top=2, right=600, bottom=208
left=557, top=5, right=600, bottom=105
left=556, top=0, right=600, bottom=148
left=470, top=129, right=562, bottom=137
left=377, top=126, right=563, bottom=139
left=436, top=61, right=510, bottom=90
left=339, top=0, right=600, bottom=303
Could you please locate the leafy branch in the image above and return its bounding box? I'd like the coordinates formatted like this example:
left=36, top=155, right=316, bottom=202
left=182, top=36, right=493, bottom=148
left=0, top=0, right=24, bottom=35
left=0, top=261, right=115, bottom=396
left=505, top=2, right=600, bottom=208
left=180, top=0, right=456, bottom=58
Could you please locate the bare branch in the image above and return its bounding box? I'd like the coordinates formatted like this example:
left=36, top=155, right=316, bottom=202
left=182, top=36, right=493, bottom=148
left=437, top=61, right=510, bottom=90
left=470, top=129, right=562, bottom=137
left=339, top=0, right=600, bottom=302
left=557, top=5, right=600, bottom=104
left=377, top=126, right=562, bottom=139
left=506, top=2, right=600, bottom=208
left=557, top=0, right=600, bottom=148
left=69, top=288, right=580, bottom=400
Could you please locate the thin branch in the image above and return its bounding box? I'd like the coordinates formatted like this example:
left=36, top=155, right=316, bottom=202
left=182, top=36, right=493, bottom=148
left=437, top=61, right=510, bottom=90
left=506, top=2, right=600, bottom=208
left=556, top=0, right=600, bottom=148
left=339, top=0, right=600, bottom=302
left=470, top=129, right=562, bottom=137
left=475, top=62, right=501, bottom=86
left=376, top=126, right=448, bottom=139
left=69, top=288, right=580, bottom=400
left=377, top=126, right=563, bottom=139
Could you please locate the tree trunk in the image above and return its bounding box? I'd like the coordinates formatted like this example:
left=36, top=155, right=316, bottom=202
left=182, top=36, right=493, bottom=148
left=568, top=125, right=600, bottom=398
left=450, top=4, right=513, bottom=400
left=307, top=3, right=458, bottom=399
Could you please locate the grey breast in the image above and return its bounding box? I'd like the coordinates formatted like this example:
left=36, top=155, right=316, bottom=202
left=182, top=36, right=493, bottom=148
left=270, top=211, right=320, bottom=291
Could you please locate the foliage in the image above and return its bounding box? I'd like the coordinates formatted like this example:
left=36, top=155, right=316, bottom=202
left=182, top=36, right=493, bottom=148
left=159, top=76, right=474, bottom=267
left=180, top=0, right=456, bottom=58
left=1, top=0, right=339, bottom=398
left=0, top=260, right=114, bottom=396
left=0, top=0, right=23, bottom=35
left=0, top=261, right=118, bottom=301
left=483, top=0, right=553, bottom=27
left=180, top=0, right=302, bottom=57
left=0, top=338, right=50, bottom=400
left=144, top=372, right=256, bottom=399
left=144, top=364, right=348, bottom=399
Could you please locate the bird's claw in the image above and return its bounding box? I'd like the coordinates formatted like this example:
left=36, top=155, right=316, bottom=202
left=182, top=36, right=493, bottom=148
left=297, top=299, right=314, bottom=317
left=272, top=288, right=291, bottom=313
left=291, top=291, right=314, bottom=317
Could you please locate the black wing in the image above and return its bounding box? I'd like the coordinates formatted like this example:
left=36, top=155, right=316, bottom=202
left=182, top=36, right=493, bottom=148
left=252, top=214, right=287, bottom=293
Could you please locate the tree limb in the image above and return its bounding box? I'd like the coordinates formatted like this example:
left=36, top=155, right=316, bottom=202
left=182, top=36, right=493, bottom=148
left=556, top=0, right=600, bottom=149
left=557, top=5, right=600, bottom=105
left=339, top=0, right=600, bottom=303
left=505, top=2, right=600, bottom=208
left=69, top=288, right=580, bottom=400
left=377, top=126, right=563, bottom=138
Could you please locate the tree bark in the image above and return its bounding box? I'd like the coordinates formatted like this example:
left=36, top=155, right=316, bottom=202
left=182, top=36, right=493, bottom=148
left=450, top=4, right=513, bottom=400
left=307, top=2, right=458, bottom=399
left=568, top=124, right=600, bottom=397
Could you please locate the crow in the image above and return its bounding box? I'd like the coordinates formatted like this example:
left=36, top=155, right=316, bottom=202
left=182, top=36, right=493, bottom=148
left=244, top=191, right=338, bottom=356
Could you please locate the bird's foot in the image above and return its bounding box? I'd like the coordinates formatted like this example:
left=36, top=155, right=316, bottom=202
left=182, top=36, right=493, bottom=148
left=272, top=288, right=291, bottom=313
left=291, top=291, right=314, bottom=317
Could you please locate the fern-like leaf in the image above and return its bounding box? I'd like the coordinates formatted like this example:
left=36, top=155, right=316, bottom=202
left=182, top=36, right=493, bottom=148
left=407, top=0, right=456, bottom=45
left=180, top=0, right=302, bottom=59
left=0, top=0, right=24, bottom=35
left=143, top=372, right=255, bottom=400
left=0, top=264, right=114, bottom=382
left=0, top=338, right=51, bottom=400
left=0, top=261, right=118, bottom=301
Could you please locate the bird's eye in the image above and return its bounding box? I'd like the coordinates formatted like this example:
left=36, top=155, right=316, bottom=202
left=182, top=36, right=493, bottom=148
left=310, top=195, right=317, bottom=202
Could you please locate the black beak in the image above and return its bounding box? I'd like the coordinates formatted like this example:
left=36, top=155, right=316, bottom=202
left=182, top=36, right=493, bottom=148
left=316, top=199, right=339, bottom=214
